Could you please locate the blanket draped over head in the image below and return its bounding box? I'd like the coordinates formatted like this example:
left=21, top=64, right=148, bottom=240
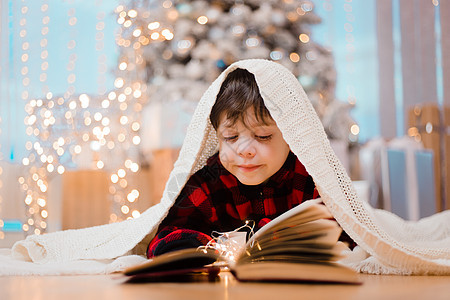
left=1, top=59, right=450, bottom=275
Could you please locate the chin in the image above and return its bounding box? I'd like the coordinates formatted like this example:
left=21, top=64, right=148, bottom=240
left=237, top=177, right=266, bottom=186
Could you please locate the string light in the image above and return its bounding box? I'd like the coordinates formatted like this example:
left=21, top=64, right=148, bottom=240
left=342, top=0, right=359, bottom=142
left=0, top=116, right=3, bottom=239
left=20, top=1, right=52, bottom=236
left=96, top=3, right=176, bottom=222
left=19, top=0, right=32, bottom=235
left=96, top=2, right=107, bottom=96
left=66, top=4, right=77, bottom=99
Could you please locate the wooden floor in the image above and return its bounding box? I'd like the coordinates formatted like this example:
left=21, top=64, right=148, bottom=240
left=1, top=272, right=450, bottom=300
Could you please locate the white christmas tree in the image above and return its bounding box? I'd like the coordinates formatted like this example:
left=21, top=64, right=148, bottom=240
left=116, top=0, right=357, bottom=143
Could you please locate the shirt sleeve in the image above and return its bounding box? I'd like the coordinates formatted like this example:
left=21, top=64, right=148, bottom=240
left=147, top=226, right=213, bottom=258
left=147, top=176, right=215, bottom=258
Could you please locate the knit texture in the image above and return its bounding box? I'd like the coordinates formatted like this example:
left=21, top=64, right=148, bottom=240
left=3, top=59, right=450, bottom=275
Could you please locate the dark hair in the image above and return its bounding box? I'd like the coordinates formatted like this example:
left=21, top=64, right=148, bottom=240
left=209, top=68, right=272, bottom=130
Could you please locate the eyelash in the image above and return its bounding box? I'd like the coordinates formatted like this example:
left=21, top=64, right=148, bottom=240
left=256, top=135, right=272, bottom=141
left=223, top=135, right=273, bottom=142
left=223, top=135, right=238, bottom=141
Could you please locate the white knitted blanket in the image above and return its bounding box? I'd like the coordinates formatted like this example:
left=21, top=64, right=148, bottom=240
left=1, top=59, right=449, bottom=275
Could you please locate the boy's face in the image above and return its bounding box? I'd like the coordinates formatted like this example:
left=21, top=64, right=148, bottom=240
left=217, top=108, right=290, bottom=185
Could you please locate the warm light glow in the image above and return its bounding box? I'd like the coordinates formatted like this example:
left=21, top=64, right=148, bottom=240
left=47, top=164, right=54, bottom=172
left=151, top=32, right=160, bottom=40
left=120, top=116, right=128, bottom=125
left=37, top=198, right=46, bottom=207
left=97, top=161, right=104, bottom=169
left=25, top=195, right=32, bottom=205
left=130, top=163, right=139, bottom=173
left=128, top=9, right=137, bottom=18
left=197, top=16, right=208, bottom=25
left=118, top=169, right=126, bottom=178
left=79, top=94, right=90, bottom=108
left=299, top=33, right=310, bottom=43
left=111, top=174, right=119, bottom=183
left=114, top=78, right=124, bottom=88
left=121, top=205, right=130, bottom=214
left=148, top=22, right=160, bottom=30
left=132, top=136, right=141, bottom=145
left=119, top=62, right=127, bottom=70
left=102, top=99, right=110, bottom=108
left=162, top=0, right=173, bottom=8
left=408, top=127, right=418, bottom=137
left=74, top=145, right=82, bottom=154
left=132, top=28, right=142, bottom=37
left=162, top=30, right=174, bottom=40
left=289, top=53, right=300, bottom=62
left=350, top=124, right=360, bottom=135
left=131, top=122, right=140, bottom=131
left=57, top=166, right=65, bottom=174
left=124, top=20, right=132, bottom=28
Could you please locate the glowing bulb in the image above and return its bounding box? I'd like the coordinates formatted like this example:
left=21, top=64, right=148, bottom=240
left=120, top=116, right=128, bottom=125
left=111, top=174, right=119, bottom=183
left=299, top=34, right=310, bottom=43
left=197, top=16, right=208, bottom=24
left=102, top=99, right=110, bottom=108
left=47, top=164, right=54, bottom=172
left=350, top=124, right=360, bottom=135
left=132, top=28, right=142, bottom=37
left=37, top=198, right=46, bottom=207
left=128, top=9, right=137, bottom=18
left=131, top=122, right=140, bottom=131
left=132, top=136, right=141, bottom=145
left=74, top=145, right=82, bottom=154
left=79, top=94, right=90, bottom=108
left=25, top=195, right=32, bottom=205
left=118, top=169, right=126, bottom=178
left=131, top=163, right=139, bottom=172
left=290, top=53, right=300, bottom=63
left=119, top=62, right=127, bottom=70
left=108, top=91, right=117, bottom=100
left=148, top=22, right=160, bottom=30
left=114, top=78, right=124, bottom=88
left=121, top=205, right=130, bottom=214
left=151, top=32, right=160, bottom=40
left=94, top=112, right=102, bottom=121
left=57, top=165, right=65, bottom=174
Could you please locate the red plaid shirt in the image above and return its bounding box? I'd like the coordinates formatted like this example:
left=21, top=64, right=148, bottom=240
left=147, top=151, right=321, bottom=257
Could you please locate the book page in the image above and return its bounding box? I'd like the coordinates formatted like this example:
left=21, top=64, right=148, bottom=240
left=247, top=199, right=331, bottom=246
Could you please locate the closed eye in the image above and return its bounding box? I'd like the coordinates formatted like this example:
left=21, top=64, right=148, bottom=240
left=255, top=135, right=272, bottom=141
left=223, top=135, right=238, bottom=142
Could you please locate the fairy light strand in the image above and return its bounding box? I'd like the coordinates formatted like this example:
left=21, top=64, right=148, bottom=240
left=19, top=1, right=52, bottom=236
left=108, top=4, right=154, bottom=222
left=19, top=0, right=33, bottom=235
left=96, top=1, right=107, bottom=96
left=66, top=4, right=77, bottom=99
left=0, top=114, right=3, bottom=239
left=344, top=0, right=356, bottom=104
left=0, top=2, right=3, bottom=239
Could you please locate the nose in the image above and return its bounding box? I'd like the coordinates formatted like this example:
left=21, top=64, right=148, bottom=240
left=237, top=137, right=256, bottom=158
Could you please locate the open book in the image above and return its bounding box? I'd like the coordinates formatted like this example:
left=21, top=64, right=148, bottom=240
left=123, top=199, right=360, bottom=284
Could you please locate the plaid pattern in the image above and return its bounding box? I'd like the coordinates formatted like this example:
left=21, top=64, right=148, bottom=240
left=147, top=151, right=320, bottom=258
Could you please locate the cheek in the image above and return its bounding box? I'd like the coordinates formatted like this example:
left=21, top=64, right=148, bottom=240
left=218, top=142, right=234, bottom=165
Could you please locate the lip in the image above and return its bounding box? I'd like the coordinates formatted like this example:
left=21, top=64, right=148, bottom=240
left=237, top=165, right=261, bottom=172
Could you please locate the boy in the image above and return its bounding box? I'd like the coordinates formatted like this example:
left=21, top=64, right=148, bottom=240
left=147, top=68, right=320, bottom=257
